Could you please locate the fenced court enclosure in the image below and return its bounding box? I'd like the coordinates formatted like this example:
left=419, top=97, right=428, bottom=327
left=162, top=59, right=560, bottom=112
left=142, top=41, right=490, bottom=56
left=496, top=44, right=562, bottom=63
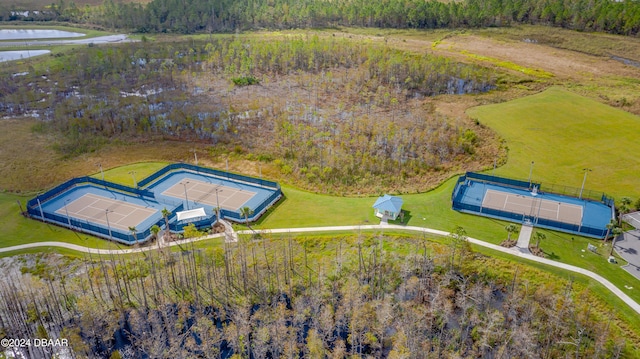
left=27, top=163, right=282, bottom=244
left=452, top=172, right=615, bottom=238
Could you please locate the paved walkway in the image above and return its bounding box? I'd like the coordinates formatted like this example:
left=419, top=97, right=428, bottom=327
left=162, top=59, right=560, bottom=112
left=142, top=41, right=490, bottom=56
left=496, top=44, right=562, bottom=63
left=614, top=230, right=640, bottom=281
left=1, top=224, right=639, bottom=315
left=515, top=224, right=533, bottom=254
left=219, top=219, right=238, bottom=243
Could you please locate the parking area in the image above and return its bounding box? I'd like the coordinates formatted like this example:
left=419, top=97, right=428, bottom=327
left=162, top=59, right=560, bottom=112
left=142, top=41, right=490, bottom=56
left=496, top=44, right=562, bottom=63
left=614, top=230, right=640, bottom=280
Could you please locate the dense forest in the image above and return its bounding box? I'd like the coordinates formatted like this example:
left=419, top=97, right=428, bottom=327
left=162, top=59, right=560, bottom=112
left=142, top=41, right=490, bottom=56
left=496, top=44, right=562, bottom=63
left=0, top=36, right=497, bottom=193
left=1, top=0, right=640, bottom=36
left=1, top=233, right=634, bottom=358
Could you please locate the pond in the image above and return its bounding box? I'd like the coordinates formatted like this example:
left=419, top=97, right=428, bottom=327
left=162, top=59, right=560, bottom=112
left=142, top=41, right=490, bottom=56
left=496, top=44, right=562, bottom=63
left=0, top=29, right=84, bottom=40
left=0, top=50, right=51, bottom=63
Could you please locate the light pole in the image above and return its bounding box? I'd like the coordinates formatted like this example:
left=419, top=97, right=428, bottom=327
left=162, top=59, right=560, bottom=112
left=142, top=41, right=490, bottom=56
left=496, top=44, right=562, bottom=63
left=64, top=199, right=72, bottom=228
left=191, top=149, right=198, bottom=166
left=105, top=209, right=113, bottom=240
left=37, top=192, right=45, bottom=220
left=579, top=168, right=592, bottom=199
left=528, top=161, right=534, bottom=188
left=215, top=187, right=222, bottom=222
left=97, top=163, right=104, bottom=181
left=128, top=171, right=137, bottom=188
left=181, top=181, right=190, bottom=210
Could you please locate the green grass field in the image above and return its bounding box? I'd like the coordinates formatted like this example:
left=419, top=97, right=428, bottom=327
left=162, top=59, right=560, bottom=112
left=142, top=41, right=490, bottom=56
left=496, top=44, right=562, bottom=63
left=467, top=87, right=640, bottom=200
left=91, top=161, right=171, bottom=185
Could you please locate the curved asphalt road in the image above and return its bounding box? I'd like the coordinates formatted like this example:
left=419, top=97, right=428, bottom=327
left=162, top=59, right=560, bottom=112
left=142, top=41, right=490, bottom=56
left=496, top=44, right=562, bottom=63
left=2, top=224, right=639, bottom=315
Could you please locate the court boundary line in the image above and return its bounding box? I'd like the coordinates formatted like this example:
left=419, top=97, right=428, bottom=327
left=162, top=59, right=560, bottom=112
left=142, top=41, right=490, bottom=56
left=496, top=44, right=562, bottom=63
left=55, top=193, right=158, bottom=231
left=483, top=189, right=583, bottom=224
left=161, top=178, right=257, bottom=210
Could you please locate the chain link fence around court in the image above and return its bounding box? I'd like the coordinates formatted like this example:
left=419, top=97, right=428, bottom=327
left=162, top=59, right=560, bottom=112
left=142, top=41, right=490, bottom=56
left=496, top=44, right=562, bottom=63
left=26, top=163, right=283, bottom=244
left=452, top=172, right=614, bottom=239
left=463, top=172, right=614, bottom=206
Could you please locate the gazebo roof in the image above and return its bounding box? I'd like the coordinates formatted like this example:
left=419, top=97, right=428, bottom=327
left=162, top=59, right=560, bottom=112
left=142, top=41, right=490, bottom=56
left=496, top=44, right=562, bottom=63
left=373, top=194, right=403, bottom=213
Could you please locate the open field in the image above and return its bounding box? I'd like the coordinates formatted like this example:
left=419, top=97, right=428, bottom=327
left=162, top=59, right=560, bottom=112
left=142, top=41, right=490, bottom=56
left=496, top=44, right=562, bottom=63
left=322, top=26, right=640, bottom=116
left=0, top=119, right=198, bottom=193
left=467, top=87, right=640, bottom=200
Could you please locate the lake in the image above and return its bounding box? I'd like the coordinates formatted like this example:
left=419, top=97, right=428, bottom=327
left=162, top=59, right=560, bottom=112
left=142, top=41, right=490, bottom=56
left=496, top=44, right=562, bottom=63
left=0, top=50, right=51, bottom=63
left=0, top=29, right=84, bottom=40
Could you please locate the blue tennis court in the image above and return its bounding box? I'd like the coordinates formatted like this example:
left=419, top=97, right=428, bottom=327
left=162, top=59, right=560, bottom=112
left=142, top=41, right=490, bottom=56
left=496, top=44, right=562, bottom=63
left=29, top=182, right=176, bottom=244
left=452, top=172, right=615, bottom=238
left=146, top=169, right=280, bottom=222
left=27, top=163, right=282, bottom=244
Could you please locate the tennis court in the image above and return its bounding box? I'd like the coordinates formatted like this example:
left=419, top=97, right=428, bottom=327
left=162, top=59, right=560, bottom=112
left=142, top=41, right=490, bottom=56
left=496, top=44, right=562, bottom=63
left=161, top=179, right=256, bottom=211
left=452, top=172, right=614, bottom=238
left=27, top=163, right=283, bottom=244
left=55, top=193, right=157, bottom=231
left=147, top=168, right=281, bottom=223
left=482, top=189, right=583, bottom=224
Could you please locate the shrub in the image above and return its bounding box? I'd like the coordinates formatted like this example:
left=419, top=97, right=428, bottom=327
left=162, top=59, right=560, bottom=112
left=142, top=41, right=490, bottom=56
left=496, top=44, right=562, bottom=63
left=231, top=76, right=260, bottom=86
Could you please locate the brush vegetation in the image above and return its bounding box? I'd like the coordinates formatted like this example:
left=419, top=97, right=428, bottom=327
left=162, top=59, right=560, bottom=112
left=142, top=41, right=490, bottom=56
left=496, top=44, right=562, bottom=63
left=3, top=234, right=638, bottom=358
left=1, top=35, right=499, bottom=194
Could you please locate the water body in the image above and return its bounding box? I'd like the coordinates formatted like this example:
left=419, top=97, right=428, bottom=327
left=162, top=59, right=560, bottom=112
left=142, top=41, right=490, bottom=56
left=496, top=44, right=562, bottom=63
left=0, top=29, right=84, bottom=40
left=0, top=50, right=50, bottom=63
left=611, top=55, right=640, bottom=69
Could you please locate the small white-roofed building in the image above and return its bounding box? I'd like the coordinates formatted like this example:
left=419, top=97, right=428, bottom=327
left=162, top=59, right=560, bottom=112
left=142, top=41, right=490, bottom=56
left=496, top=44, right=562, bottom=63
left=176, top=207, right=207, bottom=222
left=373, top=194, right=403, bottom=221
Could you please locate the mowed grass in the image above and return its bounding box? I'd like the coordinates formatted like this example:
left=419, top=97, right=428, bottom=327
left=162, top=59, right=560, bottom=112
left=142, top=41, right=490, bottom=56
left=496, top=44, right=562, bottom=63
left=91, top=161, right=171, bottom=186
left=467, top=87, right=640, bottom=200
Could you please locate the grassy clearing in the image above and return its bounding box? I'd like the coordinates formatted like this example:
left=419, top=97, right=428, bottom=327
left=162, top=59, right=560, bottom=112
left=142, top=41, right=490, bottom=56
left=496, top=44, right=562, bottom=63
left=91, top=161, right=171, bottom=186
left=254, top=186, right=378, bottom=228
left=476, top=24, right=640, bottom=61
left=467, top=87, right=640, bottom=199
left=0, top=118, right=199, bottom=193
left=460, top=50, right=554, bottom=78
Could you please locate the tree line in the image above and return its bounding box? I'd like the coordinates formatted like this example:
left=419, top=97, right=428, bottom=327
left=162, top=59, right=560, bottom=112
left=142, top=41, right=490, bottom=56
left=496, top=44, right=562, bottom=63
left=2, top=0, right=640, bottom=36
left=0, top=233, right=632, bottom=358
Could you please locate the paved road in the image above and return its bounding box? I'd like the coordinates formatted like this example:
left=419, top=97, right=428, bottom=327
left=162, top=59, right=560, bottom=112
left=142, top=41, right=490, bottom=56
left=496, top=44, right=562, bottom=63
left=615, top=230, right=640, bottom=280
left=1, top=224, right=639, bottom=315
left=0, top=34, right=134, bottom=47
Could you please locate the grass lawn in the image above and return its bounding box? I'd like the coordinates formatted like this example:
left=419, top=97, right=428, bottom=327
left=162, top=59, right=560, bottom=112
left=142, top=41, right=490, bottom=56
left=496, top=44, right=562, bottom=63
left=254, top=186, right=379, bottom=228
left=467, top=87, right=640, bottom=200
left=91, top=161, right=171, bottom=186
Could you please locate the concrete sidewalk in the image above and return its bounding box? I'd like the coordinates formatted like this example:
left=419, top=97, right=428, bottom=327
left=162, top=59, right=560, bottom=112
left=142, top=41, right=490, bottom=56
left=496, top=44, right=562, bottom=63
left=514, top=224, right=533, bottom=254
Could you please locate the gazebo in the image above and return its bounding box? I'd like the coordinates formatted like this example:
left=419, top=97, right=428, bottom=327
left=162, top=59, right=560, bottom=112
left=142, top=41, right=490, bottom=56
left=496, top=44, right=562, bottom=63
left=373, top=194, right=403, bottom=221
